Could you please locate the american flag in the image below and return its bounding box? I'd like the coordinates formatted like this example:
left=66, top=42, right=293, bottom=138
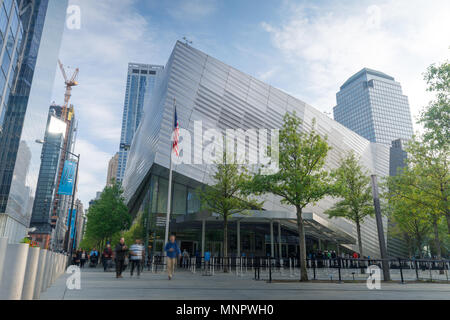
left=172, top=107, right=179, bottom=156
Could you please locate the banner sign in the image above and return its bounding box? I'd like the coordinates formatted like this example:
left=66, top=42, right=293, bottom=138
left=67, top=209, right=76, bottom=239
left=58, top=160, right=76, bottom=195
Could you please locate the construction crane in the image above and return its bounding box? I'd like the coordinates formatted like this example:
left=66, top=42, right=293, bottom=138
left=58, top=59, right=79, bottom=120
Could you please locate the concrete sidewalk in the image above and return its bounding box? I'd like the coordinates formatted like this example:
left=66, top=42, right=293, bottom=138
left=40, top=267, right=450, bottom=300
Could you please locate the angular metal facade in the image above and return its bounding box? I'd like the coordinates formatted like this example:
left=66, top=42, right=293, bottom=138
left=123, top=41, right=393, bottom=258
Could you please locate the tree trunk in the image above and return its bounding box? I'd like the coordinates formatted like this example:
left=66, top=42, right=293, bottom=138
left=223, top=216, right=229, bottom=273
left=432, top=218, right=442, bottom=260
left=296, top=206, right=308, bottom=281
left=446, top=212, right=450, bottom=235
left=356, top=220, right=363, bottom=258
left=416, top=234, right=423, bottom=259
left=441, top=184, right=449, bottom=235
left=355, top=220, right=364, bottom=274
left=432, top=218, right=444, bottom=275
left=403, top=233, right=412, bottom=259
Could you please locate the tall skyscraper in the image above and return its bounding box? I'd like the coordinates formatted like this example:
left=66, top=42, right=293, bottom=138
left=0, top=0, right=68, bottom=243
left=29, top=103, right=77, bottom=249
left=106, top=152, right=118, bottom=186
left=116, top=63, right=163, bottom=183
left=51, top=104, right=77, bottom=251
left=333, top=68, right=414, bottom=257
left=333, top=68, right=414, bottom=145
left=29, top=105, right=66, bottom=248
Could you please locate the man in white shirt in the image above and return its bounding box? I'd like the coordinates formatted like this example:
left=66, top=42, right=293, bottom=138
left=129, top=239, right=145, bottom=277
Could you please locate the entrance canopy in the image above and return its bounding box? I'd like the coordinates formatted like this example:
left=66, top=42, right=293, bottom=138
left=175, top=210, right=356, bottom=245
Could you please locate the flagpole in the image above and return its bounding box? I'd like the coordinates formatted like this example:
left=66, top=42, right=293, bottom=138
left=164, top=98, right=176, bottom=250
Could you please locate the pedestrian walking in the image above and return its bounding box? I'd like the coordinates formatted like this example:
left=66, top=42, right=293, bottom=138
left=164, top=234, right=181, bottom=280
left=129, top=239, right=145, bottom=277
left=102, top=244, right=113, bottom=272
left=80, top=250, right=87, bottom=268
left=114, top=238, right=128, bottom=278
left=182, top=249, right=189, bottom=268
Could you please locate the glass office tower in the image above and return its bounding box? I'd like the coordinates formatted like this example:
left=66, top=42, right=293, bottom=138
left=0, top=0, right=68, bottom=243
left=116, top=63, right=164, bottom=183
left=122, top=42, right=393, bottom=259
left=333, top=68, right=414, bottom=145
left=29, top=105, right=65, bottom=248
left=334, top=68, right=414, bottom=257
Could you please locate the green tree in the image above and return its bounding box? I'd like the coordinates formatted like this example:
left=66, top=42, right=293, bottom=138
left=325, top=153, right=374, bottom=259
left=83, top=182, right=132, bottom=251
left=248, top=113, right=332, bottom=281
left=386, top=151, right=447, bottom=260
left=419, top=60, right=449, bottom=150
left=197, top=147, right=262, bottom=272
left=386, top=193, right=431, bottom=258
left=386, top=60, right=449, bottom=260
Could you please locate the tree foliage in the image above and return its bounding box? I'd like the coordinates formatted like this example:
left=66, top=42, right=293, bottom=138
left=386, top=189, right=431, bottom=258
left=419, top=60, right=450, bottom=149
left=248, top=112, right=332, bottom=281
left=325, top=153, right=374, bottom=258
left=197, top=147, right=262, bottom=271
left=82, top=182, right=131, bottom=250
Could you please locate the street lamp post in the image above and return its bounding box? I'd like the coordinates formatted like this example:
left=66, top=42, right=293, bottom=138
left=35, top=139, right=80, bottom=262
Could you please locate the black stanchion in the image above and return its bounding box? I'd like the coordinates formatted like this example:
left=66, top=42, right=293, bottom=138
left=399, top=258, right=404, bottom=283
left=269, top=258, right=272, bottom=283
left=313, top=260, right=316, bottom=280
left=338, top=257, right=342, bottom=283
left=414, top=260, right=419, bottom=281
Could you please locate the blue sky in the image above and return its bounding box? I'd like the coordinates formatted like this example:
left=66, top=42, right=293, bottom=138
left=51, top=0, right=450, bottom=208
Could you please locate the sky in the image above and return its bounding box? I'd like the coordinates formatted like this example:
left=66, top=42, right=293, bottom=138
left=51, top=0, right=450, bottom=208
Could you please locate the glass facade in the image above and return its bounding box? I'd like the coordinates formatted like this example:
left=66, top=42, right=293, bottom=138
left=333, top=68, right=414, bottom=146
left=0, top=0, right=68, bottom=243
left=333, top=68, right=413, bottom=258
left=122, top=42, right=395, bottom=258
left=30, top=107, right=64, bottom=231
left=116, top=63, right=164, bottom=183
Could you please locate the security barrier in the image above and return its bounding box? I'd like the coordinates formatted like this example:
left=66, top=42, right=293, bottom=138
left=145, top=254, right=450, bottom=284
left=0, top=237, right=69, bottom=300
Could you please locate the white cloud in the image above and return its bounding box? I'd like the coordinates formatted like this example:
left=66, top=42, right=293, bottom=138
left=52, top=0, right=163, bottom=207
left=261, top=0, right=450, bottom=126
left=73, top=139, right=111, bottom=208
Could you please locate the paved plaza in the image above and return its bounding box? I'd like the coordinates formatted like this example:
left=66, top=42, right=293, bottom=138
left=40, top=267, right=450, bottom=300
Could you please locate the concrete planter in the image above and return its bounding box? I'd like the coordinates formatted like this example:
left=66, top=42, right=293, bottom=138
left=41, top=251, right=52, bottom=292
left=33, top=249, right=48, bottom=300
left=0, top=237, right=8, bottom=286
left=0, top=243, right=29, bottom=299
left=21, top=246, right=41, bottom=300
